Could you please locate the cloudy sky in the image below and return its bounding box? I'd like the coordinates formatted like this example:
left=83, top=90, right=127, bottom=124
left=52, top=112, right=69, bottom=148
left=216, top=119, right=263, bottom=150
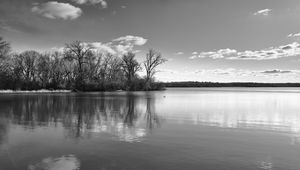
left=1, top=0, right=300, bottom=82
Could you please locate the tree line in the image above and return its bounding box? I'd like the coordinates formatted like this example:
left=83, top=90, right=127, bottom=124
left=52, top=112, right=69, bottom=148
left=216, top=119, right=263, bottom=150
left=0, top=37, right=166, bottom=91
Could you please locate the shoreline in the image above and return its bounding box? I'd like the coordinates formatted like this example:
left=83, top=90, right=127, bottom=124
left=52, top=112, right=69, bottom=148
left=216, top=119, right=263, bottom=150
left=0, top=89, right=72, bottom=94
left=1, top=87, right=300, bottom=94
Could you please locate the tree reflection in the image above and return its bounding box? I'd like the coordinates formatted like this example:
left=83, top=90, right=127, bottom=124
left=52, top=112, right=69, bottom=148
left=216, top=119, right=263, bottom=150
left=0, top=119, right=8, bottom=146
left=0, top=93, right=163, bottom=141
left=145, top=93, right=161, bottom=129
left=123, top=93, right=138, bottom=127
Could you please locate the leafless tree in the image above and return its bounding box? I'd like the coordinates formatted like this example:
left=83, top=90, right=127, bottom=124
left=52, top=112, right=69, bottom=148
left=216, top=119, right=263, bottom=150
left=36, top=53, right=51, bottom=88
left=107, top=56, right=123, bottom=82
left=49, top=52, right=65, bottom=88
left=144, top=49, right=166, bottom=90
left=64, top=41, right=94, bottom=89
left=121, top=52, right=141, bottom=90
left=85, top=51, right=103, bottom=83
left=0, top=37, right=10, bottom=59
left=14, top=51, right=40, bottom=89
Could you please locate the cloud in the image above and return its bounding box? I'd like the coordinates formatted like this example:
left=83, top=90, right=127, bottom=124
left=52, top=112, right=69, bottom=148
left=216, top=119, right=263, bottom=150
left=193, top=68, right=298, bottom=76
left=113, top=35, right=148, bottom=46
left=190, top=42, right=300, bottom=60
left=0, top=20, right=19, bottom=33
left=176, top=52, right=184, bottom=55
left=156, top=67, right=300, bottom=82
left=193, top=68, right=298, bottom=77
left=32, top=1, right=82, bottom=20
left=288, top=33, right=300, bottom=38
left=261, top=70, right=293, bottom=74
left=71, top=0, right=108, bottom=8
left=87, top=42, right=116, bottom=54
left=28, top=155, right=80, bottom=170
left=253, top=9, right=272, bottom=16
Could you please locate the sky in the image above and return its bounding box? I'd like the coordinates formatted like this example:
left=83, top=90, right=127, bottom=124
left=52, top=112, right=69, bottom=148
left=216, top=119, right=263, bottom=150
left=1, top=0, right=300, bottom=82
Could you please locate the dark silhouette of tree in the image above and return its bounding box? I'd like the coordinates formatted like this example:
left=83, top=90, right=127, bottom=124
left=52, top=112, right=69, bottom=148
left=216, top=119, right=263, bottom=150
left=121, top=52, right=141, bottom=90
left=64, top=41, right=94, bottom=90
left=85, top=51, right=103, bottom=84
left=0, top=37, right=10, bottom=59
left=37, top=53, right=51, bottom=88
left=49, top=52, right=65, bottom=89
left=14, top=51, right=40, bottom=89
left=0, top=37, right=13, bottom=89
left=144, top=49, right=166, bottom=90
left=0, top=38, right=167, bottom=91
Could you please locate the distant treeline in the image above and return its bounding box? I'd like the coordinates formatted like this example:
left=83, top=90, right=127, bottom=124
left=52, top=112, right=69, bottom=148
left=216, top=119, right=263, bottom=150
left=0, top=37, right=166, bottom=91
left=164, top=81, right=300, bottom=87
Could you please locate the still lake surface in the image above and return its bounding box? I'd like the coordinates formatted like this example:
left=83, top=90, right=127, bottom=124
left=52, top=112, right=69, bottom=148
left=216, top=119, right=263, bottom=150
left=0, top=87, right=300, bottom=170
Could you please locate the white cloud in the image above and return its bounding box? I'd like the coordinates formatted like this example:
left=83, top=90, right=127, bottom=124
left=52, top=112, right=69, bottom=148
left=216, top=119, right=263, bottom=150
left=190, top=42, right=300, bottom=60
left=176, top=52, right=184, bottom=55
left=261, top=70, right=293, bottom=74
left=28, top=155, right=80, bottom=170
left=32, top=1, right=82, bottom=20
left=113, top=35, right=148, bottom=46
left=253, top=9, right=272, bottom=16
left=0, top=20, right=19, bottom=32
left=71, top=0, right=108, bottom=8
left=288, top=33, right=300, bottom=38
left=156, top=67, right=300, bottom=82
left=84, top=42, right=116, bottom=54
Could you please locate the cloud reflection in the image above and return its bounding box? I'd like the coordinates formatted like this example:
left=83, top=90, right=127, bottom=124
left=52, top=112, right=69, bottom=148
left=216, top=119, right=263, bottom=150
left=28, top=155, right=80, bottom=170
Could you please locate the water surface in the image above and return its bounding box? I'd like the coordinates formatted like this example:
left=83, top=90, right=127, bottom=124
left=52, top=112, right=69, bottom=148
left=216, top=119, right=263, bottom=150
left=0, top=88, right=300, bottom=170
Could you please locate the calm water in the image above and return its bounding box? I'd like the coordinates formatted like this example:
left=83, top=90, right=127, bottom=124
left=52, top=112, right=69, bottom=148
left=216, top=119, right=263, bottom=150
left=0, top=88, right=300, bottom=170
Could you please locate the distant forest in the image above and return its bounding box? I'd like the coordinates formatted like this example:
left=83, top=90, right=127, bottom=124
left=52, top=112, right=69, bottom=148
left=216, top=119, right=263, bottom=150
left=164, top=82, right=300, bottom=87
left=0, top=37, right=166, bottom=91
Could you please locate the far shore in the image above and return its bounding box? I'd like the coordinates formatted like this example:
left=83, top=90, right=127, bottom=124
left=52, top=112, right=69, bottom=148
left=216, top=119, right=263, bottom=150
left=164, top=82, right=300, bottom=88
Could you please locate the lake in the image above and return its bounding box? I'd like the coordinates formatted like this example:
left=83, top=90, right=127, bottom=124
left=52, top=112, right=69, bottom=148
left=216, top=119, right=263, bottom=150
left=0, top=88, right=300, bottom=170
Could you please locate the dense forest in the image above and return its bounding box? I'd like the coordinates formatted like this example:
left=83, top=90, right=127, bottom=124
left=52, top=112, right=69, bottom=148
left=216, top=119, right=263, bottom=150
left=0, top=37, right=166, bottom=91
left=164, top=81, right=300, bottom=87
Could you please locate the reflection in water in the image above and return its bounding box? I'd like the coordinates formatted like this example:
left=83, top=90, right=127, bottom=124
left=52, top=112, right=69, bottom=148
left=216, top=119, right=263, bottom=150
left=145, top=95, right=161, bottom=129
left=257, top=157, right=273, bottom=170
left=0, top=119, right=8, bottom=146
left=28, top=155, right=80, bottom=170
left=0, top=92, right=161, bottom=143
left=0, top=89, right=299, bottom=144
left=0, top=88, right=300, bottom=170
left=159, top=88, right=300, bottom=134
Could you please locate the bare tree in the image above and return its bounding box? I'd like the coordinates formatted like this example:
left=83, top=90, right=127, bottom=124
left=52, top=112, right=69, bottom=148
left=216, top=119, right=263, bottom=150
left=14, top=51, right=40, bottom=89
left=49, top=52, right=65, bottom=88
left=85, top=51, right=103, bottom=83
left=99, top=53, right=112, bottom=84
left=107, top=55, right=123, bottom=82
left=0, top=37, right=10, bottom=59
left=64, top=41, right=93, bottom=89
left=144, top=49, right=166, bottom=90
left=0, top=37, right=13, bottom=89
left=36, top=53, right=51, bottom=88
left=121, top=52, right=141, bottom=90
